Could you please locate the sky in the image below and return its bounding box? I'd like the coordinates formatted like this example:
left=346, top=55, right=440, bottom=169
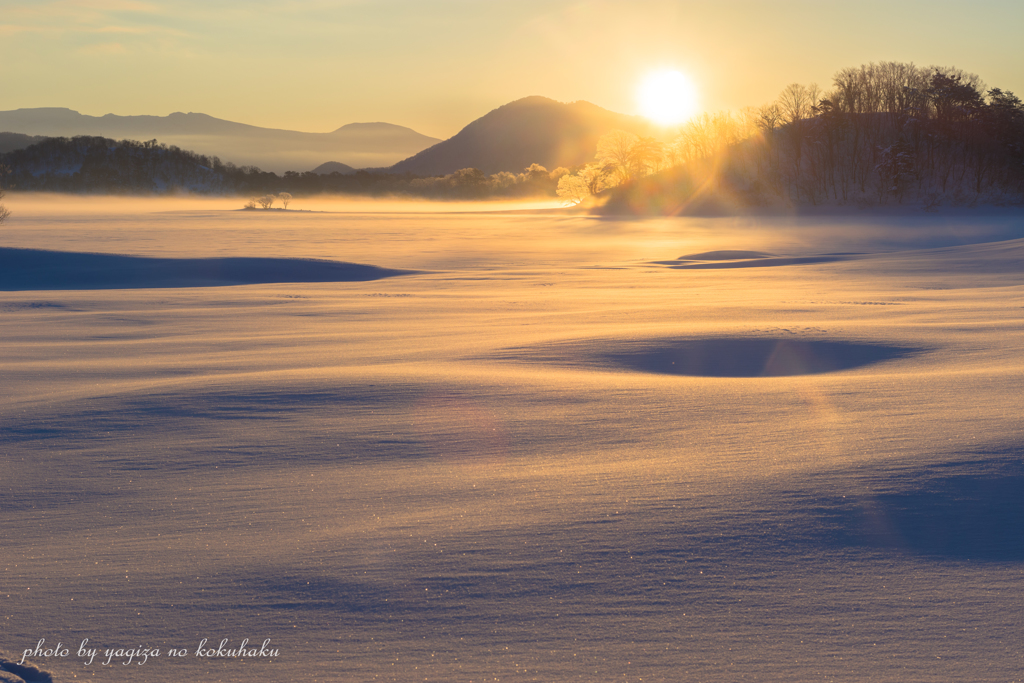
left=1, top=0, right=1023, bottom=139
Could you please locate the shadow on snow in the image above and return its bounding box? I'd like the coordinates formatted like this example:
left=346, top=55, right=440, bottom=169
left=0, top=247, right=415, bottom=290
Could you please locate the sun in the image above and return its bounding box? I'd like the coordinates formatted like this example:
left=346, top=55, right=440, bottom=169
left=637, top=69, right=699, bottom=126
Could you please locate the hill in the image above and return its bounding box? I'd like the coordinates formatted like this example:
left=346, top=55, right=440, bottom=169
left=0, top=108, right=441, bottom=173
left=0, top=132, right=47, bottom=154
left=311, top=161, right=357, bottom=175
left=1, top=136, right=240, bottom=194
left=390, top=96, right=656, bottom=176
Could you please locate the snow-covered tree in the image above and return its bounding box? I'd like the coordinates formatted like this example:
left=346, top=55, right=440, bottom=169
left=556, top=174, right=589, bottom=205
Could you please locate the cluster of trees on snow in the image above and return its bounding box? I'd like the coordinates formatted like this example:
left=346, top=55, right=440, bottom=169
left=401, top=164, right=568, bottom=198
left=243, top=192, right=293, bottom=210
left=232, top=164, right=567, bottom=199
left=274, top=163, right=566, bottom=198
left=0, top=136, right=567, bottom=200
left=559, top=62, right=1024, bottom=210
left=556, top=130, right=669, bottom=204
left=745, top=63, right=1024, bottom=206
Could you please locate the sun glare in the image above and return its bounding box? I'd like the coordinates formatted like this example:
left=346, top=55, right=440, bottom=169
left=637, top=69, right=699, bottom=126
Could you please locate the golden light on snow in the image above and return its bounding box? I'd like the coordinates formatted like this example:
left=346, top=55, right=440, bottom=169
left=7, top=196, right=1024, bottom=681
left=637, top=69, right=699, bottom=126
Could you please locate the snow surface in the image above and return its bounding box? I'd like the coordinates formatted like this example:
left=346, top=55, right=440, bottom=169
left=2, top=196, right=1024, bottom=682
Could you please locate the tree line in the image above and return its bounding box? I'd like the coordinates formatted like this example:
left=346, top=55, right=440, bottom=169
left=559, top=62, right=1024, bottom=210
left=0, top=136, right=567, bottom=199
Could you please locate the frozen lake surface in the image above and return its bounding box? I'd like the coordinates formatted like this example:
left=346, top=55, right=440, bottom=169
left=2, top=195, right=1024, bottom=681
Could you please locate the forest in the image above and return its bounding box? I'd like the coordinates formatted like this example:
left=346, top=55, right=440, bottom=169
left=0, top=136, right=565, bottom=199
left=582, top=62, right=1024, bottom=212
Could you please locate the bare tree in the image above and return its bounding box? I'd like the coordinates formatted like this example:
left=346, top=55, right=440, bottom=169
left=675, top=112, right=742, bottom=163
left=757, top=103, right=783, bottom=133
left=597, top=130, right=641, bottom=184
left=278, top=192, right=292, bottom=210
left=578, top=163, right=613, bottom=195
left=778, top=83, right=812, bottom=124
left=258, top=194, right=275, bottom=209
left=596, top=130, right=664, bottom=184
left=556, top=173, right=590, bottom=205
left=634, top=136, right=665, bottom=176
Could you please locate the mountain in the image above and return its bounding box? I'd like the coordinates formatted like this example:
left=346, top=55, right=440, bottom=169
left=311, top=161, right=357, bottom=175
left=0, top=108, right=441, bottom=174
left=389, top=96, right=656, bottom=176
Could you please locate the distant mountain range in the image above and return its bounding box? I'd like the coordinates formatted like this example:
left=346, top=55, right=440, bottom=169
left=0, top=108, right=441, bottom=174
left=389, top=96, right=657, bottom=176
left=1, top=97, right=659, bottom=179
